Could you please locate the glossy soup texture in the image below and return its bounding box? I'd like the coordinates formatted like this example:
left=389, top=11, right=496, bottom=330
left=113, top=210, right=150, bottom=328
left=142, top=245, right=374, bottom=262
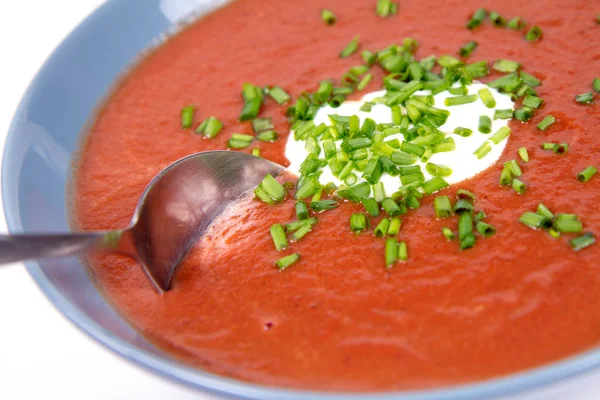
left=74, top=0, right=600, bottom=391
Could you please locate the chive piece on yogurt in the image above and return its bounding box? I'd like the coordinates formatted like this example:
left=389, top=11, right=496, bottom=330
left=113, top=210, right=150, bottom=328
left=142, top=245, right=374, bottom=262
left=444, top=94, right=478, bottom=106
left=478, top=115, right=492, bottom=133
left=489, top=126, right=511, bottom=144
left=478, top=88, right=497, bottom=108
left=473, top=142, right=492, bottom=159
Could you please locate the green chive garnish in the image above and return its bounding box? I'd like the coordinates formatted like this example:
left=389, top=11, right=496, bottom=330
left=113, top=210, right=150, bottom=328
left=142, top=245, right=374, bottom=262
left=357, top=73, right=373, bottom=91
left=252, top=117, right=273, bottom=133
left=594, top=78, right=600, bottom=93
left=398, top=241, right=408, bottom=262
left=525, top=25, right=543, bottom=41
left=476, top=221, right=496, bottom=237
left=444, top=94, right=478, bottom=106
left=310, top=200, right=338, bottom=212
left=385, top=238, right=398, bottom=267
left=426, top=162, right=452, bottom=177
left=387, top=217, right=401, bottom=236
left=489, top=126, right=511, bottom=144
left=240, top=83, right=264, bottom=121
left=255, top=174, right=286, bottom=204
left=511, top=178, right=527, bottom=195
left=467, top=8, right=487, bottom=30
left=434, top=196, right=453, bottom=218
left=523, top=95, right=544, bottom=109
left=494, top=109, right=513, bottom=120
left=456, top=189, right=476, bottom=201
left=275, top=253, right=300, bottom=270
left=181, top=105, right=195, bottom=129
left=489, top=11, right=506, bottom=27
left=376, top=0, right=398, bottom=17
left=362, top=197, right=380, bottom=217
left=374, top=218, right=390, bottom=237
left=577, top=166, right=597, bottom=182
left=454, top=198, right=474, bottom=215
left=520, top=211, right=551, bottom=229
left=520, top=72, right=541, bottom=87
left=536, top=203, right=554, bottom=220
left=575, top=92, right=594, bottom=104
left=454, top=127, right=473, bottom=137
left=442, top=227, right=455, bottom=240
left=570, top=233, right=596, bottom=251
left=321, top=9, right=336, bottom=25
left=478, top=115, right=492, bottom=133
left=507, top=17, right=525, bottom=30
left=295, top=201, right=309, bottom=220
left=267, top=86, right=291, bottom=105
left=553, top=214, right=583, bottom=233
left=493, top=60, right=521, bottom=73
left=270, top=224, right=288, bottom=251
left=514, top=107, right=533, bottom=122
left=350, top=213, right=367, bottom=233
left=478, top=88, right=497, bottom=108
left=382, top=197, right=403, bottom=216
left=252, top=148, right=261, bottom=157
left=340, top=36, right=360, bottom=58
left=285, top=218, right=318, bottom=232
left=458, top=212, right=476, bottom=250
left=337, top=182, right=371, bottom=203
left=423, top=176, right=449, bottom=194
left=257, top=130, right=278, bottom=142
left=518, top=147, right=529, bottom=162
left=362, top=50, right=377, bottom=66
left=473, top=142, right=492, bottom=159
left=291, top=224, right=312, bottom=242
left=459, top=41, right=478, bottom=57
left=537, top=115, right=556, bottom=131
left=195, top=116, right=223, bottom=138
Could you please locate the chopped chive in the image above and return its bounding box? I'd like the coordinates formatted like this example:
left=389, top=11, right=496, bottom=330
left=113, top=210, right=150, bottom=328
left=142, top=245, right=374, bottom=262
left=536, top=203, right=554, bottom=220
left=181, top=105, right=195, bottom=129
left=387, top=217, right=401, bottom=236
left=295, top=178, right=321, bottom=200
left=385, top=238, right=398, bottom=267
left=570, top=232, right=596, bottom=251
left=257, top=130, right=278, bottom=142
left=374, top=218, right=390, bottom=237
left=400, top=141, right=425, bottom=157
left=398, top=241, right=408, bottom=262
left=362, top=50, right=377, bottom=66
left=476, top=221, right=496, bottom=237
left=376, top=0, right=398, bottom=17
left=477, top=88, right=497, bottom=108
left=537, top=115, right=556, bottom=131
left=518, top=147, right=529, bottom=162
left=267, top=86, right=290, bottom=105
left=321, top=9, right=336, bottom=25
left=340, top=36, right=360, bottom=58
left=520, top=72, right=541, bottom=87
left=362, top=197, right=381, bottom=217
left=344, top=173, right=358, bottom=186
left=473, top=142, right=492, bottom=159
left=523, top=95, right=544, bottom=109
left=442, top=227, right=455, bottom=240
left=575, top=92, right=594, bottom=104
left=285, top=217, right=318, bottom=232
left=507, top=16, right=525, bottom=30
left=270, top=224, right=288, bottom=251
left=456, top=189, right=476, bottom=201
left=577, top=166, right=598, bottom=182
left=454, top=126, right=473, bottom=137
left=467, top=8, right=488, bottom=30
left=458, top=212, right=475, bottom=248
left=489, top=126, right=511, bottom=144
left=362, top=158, right=384, bottom=184
left=514, top=107, right=534, bottom=122
left=357, top=73, right=373, bottom=91
left=454, top=198, right=474, bottom=215
left=525, top=25, right=543, bottom=41
left=494, top=109, right=514, bottom=120
left=255, top=174, right=286, bottom=204
left=489, top=11, right=506, bottom=26
left=423, top=176, right=449, bottom=194
left=478, top=115, right=492, bottom=133
left=449, top=86, right=468, bottom=95
left=553, top=214, right=583, bottom=233
left=382, top=197, right=403, bottom=217
left=444, top=94, right=478, bottom=106
left=337, top=182, right=371, bottom=203
left=499, top=165, right=513, bottom=186
left=540, top=142, right=568, bottom=154
left=291, top=223, right=312, bottom=242
left=350, top=213, right=367, bottom=233
left=426, top=162, right=452, bottom=177
left=511, top=178, right=527, bottom=195
left=459, top=41, right=478, bottom=57
left=520, top=211, right=551, bottom=229
left=434, top=195, right=453, bottom=218
left=295, top=201, right=309, bottom=220
left=195, top=116, right=223, bottom=138
left=275, top=253, right=300, bottom=270
left=310, top=200, right=338, bottom=212
left=240, top=83, right=264, bottom=121
left=474, top=211, right=486, bottom=222
left=594, top=78, right=600, bottom=93
left=251, top=147, right=261, bottom=157
left=493, top=60, right=521, bottom=73
left=252, top=117, right=273, bottom=133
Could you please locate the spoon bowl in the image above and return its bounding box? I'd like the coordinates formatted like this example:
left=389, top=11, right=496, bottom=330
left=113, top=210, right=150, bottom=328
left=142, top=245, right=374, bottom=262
left=0, top=151, right=283, bottom=292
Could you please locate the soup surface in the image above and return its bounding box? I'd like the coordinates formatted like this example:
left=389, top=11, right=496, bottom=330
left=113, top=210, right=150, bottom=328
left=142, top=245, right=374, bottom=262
left=74, top=0, right=600, bottom=391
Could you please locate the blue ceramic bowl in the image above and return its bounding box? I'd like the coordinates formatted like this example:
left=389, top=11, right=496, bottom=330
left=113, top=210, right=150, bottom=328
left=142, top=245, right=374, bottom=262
left=3, top=0, right=600, bottom=398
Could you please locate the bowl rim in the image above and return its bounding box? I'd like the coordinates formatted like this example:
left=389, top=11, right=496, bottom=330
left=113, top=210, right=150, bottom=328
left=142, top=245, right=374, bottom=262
left=3, top=0, right=600, bottom=399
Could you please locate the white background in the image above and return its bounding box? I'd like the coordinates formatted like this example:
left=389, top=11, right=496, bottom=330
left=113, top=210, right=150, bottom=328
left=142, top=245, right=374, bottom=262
left=0, top=1, right=599, bottom=399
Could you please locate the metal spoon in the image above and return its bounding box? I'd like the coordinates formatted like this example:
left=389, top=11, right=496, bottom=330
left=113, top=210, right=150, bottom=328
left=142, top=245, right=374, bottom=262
left=0, top=151, right=283, bottom=292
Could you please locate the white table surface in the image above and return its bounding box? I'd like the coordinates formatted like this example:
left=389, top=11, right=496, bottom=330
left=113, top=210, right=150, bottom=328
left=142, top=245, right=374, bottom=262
left=0, top=1, right=599, bottom=399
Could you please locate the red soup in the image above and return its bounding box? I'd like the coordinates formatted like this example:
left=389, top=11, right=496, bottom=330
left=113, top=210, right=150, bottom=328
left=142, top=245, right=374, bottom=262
left=74, top=0, right=600, bottom=392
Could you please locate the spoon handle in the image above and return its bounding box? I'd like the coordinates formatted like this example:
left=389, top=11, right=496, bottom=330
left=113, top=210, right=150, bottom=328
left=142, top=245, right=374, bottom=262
left=0, top=231, right=122, bottom=265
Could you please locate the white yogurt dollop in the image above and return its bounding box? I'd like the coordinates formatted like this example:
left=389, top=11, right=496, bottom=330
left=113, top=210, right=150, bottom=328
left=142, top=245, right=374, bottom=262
left=285, top=82, right=514, bottom=194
